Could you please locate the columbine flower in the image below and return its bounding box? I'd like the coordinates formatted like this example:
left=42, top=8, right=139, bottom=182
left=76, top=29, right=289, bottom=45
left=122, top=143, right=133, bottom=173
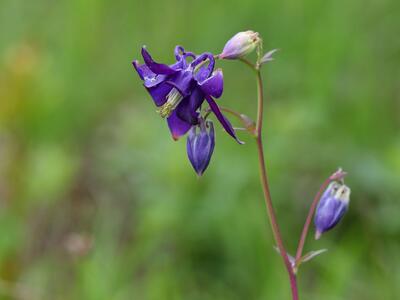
left=219, top=31, right=261, bottom=59
left=314, top=182, right=351, bottom=239
left=132, top=46, right=240, bottom=143
left=186, top=119, right=215, bottom=176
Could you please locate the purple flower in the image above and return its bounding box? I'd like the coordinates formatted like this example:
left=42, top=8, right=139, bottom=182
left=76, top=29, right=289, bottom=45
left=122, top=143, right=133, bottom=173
left=314, top=182, right=351, bottom=239
left=219, top=31, right=261, bottom=60
left=133, top=46, right=240, bottom=143
left=187, top=119, right=215, bottom=176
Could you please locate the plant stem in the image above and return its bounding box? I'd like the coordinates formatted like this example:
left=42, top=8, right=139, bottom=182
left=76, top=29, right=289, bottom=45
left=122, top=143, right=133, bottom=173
left=239, top=57, right=256, bottom=70
left=254, top=69, right=299, bottom=300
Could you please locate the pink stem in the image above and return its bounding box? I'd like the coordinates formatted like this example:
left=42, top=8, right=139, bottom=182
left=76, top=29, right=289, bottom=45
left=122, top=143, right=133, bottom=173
left=255, top=70, right=299, bottom=300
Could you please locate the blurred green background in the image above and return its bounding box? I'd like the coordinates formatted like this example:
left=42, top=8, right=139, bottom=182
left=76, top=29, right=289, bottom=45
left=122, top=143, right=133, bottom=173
left=0, top=0, right=399, bottom=299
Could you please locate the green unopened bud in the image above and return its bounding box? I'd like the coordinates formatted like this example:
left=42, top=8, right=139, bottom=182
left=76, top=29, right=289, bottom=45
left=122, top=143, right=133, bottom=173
left=219, top=31, right=261, bottom=60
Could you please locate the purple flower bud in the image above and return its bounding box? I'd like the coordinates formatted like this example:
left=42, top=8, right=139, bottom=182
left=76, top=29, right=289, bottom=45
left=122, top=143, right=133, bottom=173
left=314, top=182, right=351, bottom=239
left=186, top=120, right=215, bottom=176
left=219, top=31, right=261, bottom=60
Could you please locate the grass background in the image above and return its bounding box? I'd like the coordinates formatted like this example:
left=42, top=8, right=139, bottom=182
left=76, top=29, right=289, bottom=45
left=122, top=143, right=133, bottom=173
left=0, top=0, right=399, bottom=299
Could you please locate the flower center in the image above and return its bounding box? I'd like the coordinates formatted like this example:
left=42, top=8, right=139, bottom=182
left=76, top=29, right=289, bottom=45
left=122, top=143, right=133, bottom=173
left=157, top=88, right=183, bottom=118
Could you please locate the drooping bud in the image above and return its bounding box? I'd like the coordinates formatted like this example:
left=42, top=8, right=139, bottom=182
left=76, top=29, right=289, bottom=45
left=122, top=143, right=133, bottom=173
left=314, top=182, right=350, bottom=239
left=186, top=119, right=215, bottom=176
left=219, top=31, right=261, bottom=60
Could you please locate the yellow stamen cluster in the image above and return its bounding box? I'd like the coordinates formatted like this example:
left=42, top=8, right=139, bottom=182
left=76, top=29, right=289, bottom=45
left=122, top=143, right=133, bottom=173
left=156, top=88, right=183, bottom=118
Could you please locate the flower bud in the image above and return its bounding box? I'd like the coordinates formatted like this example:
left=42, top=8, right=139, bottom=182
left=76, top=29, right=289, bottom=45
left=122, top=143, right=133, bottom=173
left=314, top=182, right=350, bottom=239
left=219, top=31, right=261, bottom=60
left=186, top=120, right=215, bottom=176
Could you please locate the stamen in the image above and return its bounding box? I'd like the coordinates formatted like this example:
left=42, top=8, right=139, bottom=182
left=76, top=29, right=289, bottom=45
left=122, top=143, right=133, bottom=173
left=157, top=88, right=183, bottom=118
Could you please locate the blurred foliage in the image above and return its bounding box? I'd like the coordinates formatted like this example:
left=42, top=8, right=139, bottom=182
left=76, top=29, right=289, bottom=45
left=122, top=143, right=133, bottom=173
left=0, top=0, right=399, bottom=299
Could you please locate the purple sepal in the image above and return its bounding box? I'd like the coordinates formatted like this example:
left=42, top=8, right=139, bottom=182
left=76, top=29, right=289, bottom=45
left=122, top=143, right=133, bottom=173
left=205, top=95, right=243, bottom=144
left=199, top=69, right=223, bottom=98
left=141, top=47, right=177, bottom=75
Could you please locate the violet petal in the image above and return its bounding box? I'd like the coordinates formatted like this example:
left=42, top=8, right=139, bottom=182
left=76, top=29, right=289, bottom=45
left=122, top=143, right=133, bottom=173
left=132, top=60, right=153, bottom=80
left=141, top=47, right=177, bottom=75
left=146, top=82, right=173, bottom=106
left=176, top=88, right=204, bottom=125
left=199, top=69, right=223, bottom=98
left=165, top=70, right=194, bottom=97
left=191, top=53, right=215, bottom=83
left=167, top=111, right=192, bottom=140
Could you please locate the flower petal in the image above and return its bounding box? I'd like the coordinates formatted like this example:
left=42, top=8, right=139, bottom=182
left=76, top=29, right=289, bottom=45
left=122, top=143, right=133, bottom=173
left=167, top=111, right=192, bottom=140
left=174, top=45, right=185, bottom=60
left=199, top=69, right=223, bottom=98
left=132, top=60, right=153, bottom=80
left=133, top=60, right=167, bottom=88
left=191, top=53, right=215, bottom=83
left=176, top=88, right=204, bottom=125
left=173, top=46, right=196, bottom=70
left=205, top=95, right=243, bottom=144
left=146, top=82, right=173, bottom=106
left=165, top=70, right=194, bottom=97
left=143, top=75, right=167, bottom=88
left=141, top=47, right=177, bottom=75
left=328, top=201, right=348, bottom=229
